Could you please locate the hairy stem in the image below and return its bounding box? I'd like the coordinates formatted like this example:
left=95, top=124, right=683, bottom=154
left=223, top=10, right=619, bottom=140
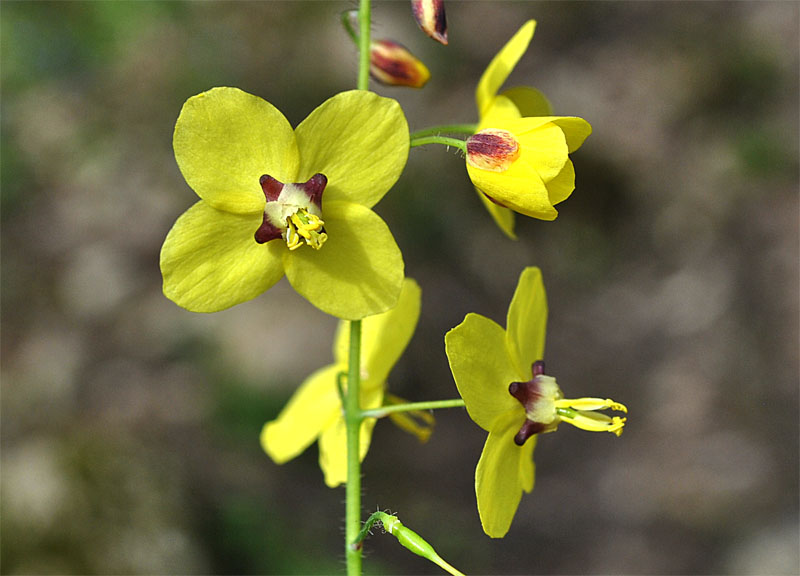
left=345, top=320, right=363, bottom=576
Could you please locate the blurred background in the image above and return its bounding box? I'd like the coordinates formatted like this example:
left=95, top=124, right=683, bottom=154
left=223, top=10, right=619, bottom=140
left=2, top=1, right=798, bottom=574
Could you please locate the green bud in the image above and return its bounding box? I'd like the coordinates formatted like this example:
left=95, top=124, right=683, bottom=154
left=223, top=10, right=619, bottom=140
left=382, top=515, right=438, bottom=560
left=379, top=513, right=465, bottom=576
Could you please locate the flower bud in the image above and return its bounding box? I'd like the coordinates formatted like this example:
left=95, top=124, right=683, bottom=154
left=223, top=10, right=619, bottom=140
left=466, top=129, right=520, bottom=172
left=411, top=0, right=448, bottom=45
left=370, top=40, right=431, bottom=88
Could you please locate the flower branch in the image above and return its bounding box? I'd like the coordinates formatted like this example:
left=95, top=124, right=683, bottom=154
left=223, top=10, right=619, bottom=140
left=410, top=135, right=467, bottom=153
left=361, top=398, right=465, bottom=419
left=411, top=124, right=477, bottom=139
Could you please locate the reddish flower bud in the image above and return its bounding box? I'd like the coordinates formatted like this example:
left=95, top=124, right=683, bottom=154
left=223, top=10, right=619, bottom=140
left=466, top=129, right=520, bottom=172
left=370, top=40, right=431, bottom=88
left=411, top=0, right=448, bottom=45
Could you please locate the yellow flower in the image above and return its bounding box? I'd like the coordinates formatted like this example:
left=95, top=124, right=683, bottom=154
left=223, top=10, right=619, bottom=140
left=261, top=279, right=421, bottom=487
left=160, top=88, right=409, bottom=320
left=470, top=20, right=591, bottom=238
left=445, top=267, right=627, bottom=538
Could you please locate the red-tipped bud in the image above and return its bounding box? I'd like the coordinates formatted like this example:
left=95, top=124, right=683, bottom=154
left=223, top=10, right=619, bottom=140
left=466, top=129, right=520, bottom=172
left=370, top=40, right=431, bottom=88
left=411, top=0, right=448, bottom=45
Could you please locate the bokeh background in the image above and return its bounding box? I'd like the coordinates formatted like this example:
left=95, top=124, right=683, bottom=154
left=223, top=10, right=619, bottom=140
left=2, top=1, right=798, bottom=574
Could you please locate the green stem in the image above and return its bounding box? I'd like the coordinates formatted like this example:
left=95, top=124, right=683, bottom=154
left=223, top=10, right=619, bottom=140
left=345, top=320, right=363, bottom=576
left=362, top=399, right=465, bottom=419
left=411, top=124, right=477, bottom=139
left=346, top=1, right=370, bottom=572
left=410, top=135, right=467, bottom=153
left=357, top=0, right=371, bottom=91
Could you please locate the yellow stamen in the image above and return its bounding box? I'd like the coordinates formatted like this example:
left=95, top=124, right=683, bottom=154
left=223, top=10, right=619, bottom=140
left=284, top=210, right=327, bottom=251
left=554, top=397, right=627, bottom=436
left=555, top=397, right=628, bottom=414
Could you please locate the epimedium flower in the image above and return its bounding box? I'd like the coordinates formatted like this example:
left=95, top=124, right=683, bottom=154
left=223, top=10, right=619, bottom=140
left=160, top=88, right=409, bottom=320
left=445, top=267, right=627, bottom=538
left=469, top=20, right=591, bottom=238
left=261, top=278, right=421, bottom=487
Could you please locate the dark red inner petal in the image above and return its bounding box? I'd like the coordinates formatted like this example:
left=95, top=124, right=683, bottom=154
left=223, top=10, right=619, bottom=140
left=508, top=377, right=545, bottom=409
left=508, top=360, right=550, bottom=444
left=260, top=174, right=284, bottom=202
left=255, top=173, right=327, bottom=245
left=514, top=419, right=546, bottom=446
left=254, top=215, right=283, bottom=244
left=297, top=173, right=327, bottom=210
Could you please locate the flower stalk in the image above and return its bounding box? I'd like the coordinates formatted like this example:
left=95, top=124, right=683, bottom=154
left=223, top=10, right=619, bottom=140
left=345, top=319, right=363, bottom=575
left=361, top=398, right=465, bottom=419
left=346, top=3, right=370, bottom=572
left=358, top=0, right=371, bottom=91
left=410, top=135, right=467, bottom=153
left=411, top=124, right=477, bottom=139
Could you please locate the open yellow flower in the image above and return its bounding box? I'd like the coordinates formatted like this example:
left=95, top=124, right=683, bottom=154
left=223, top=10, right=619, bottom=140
left=445, top=267, right=627, bottom=538
left=261, top=278, right=421, bottom=487
left=160, top=88, right=409, bottom=320
left=470, top=20, right=591, bottom=237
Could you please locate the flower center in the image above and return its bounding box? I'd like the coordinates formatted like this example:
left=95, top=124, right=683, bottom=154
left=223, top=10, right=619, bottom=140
left=254, top=173, right=328, bottom=251
left=508, top=360, right=628, bottom=445
left=466, top=129, right=520, bottom=172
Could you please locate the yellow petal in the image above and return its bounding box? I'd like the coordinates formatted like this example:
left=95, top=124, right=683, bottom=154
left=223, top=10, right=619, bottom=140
left=478, top=95, right=522, bottom=129
left=475, top=411, right=536, bottom=538
left=283, top=200, right=404, bottom=320
left=318, top=411, right=380, bottom=488
left=467, top=157, right=557, bottom=221
left=315, top=368, right=385, bottom=488
left=445, top=313, right=523, bottom=432
left=173, top=87, right=299, bottom=214
left=160, top=200, right=285, bottom=312
left=545, top=158, right=575, bottom=206
left=505, top=267, right=548, bottom=378
left=260, top=364, right=342, bottom=464
left=535, top=116, right=592, bottom=153
left=295, top=90, right=409, bottom=209
left=513, top=118, right=570, bottom=183
left=500, top=86, right=553, bottom=117
left=334, top=278, right=421, bottom=383
left=475, top=187, right=517, bottom=240
left=476, top=20, right=536, bottom=118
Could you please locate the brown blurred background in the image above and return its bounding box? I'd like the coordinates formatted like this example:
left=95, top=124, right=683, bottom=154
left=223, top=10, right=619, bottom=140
left=2, top=1, right=798, bottom=574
